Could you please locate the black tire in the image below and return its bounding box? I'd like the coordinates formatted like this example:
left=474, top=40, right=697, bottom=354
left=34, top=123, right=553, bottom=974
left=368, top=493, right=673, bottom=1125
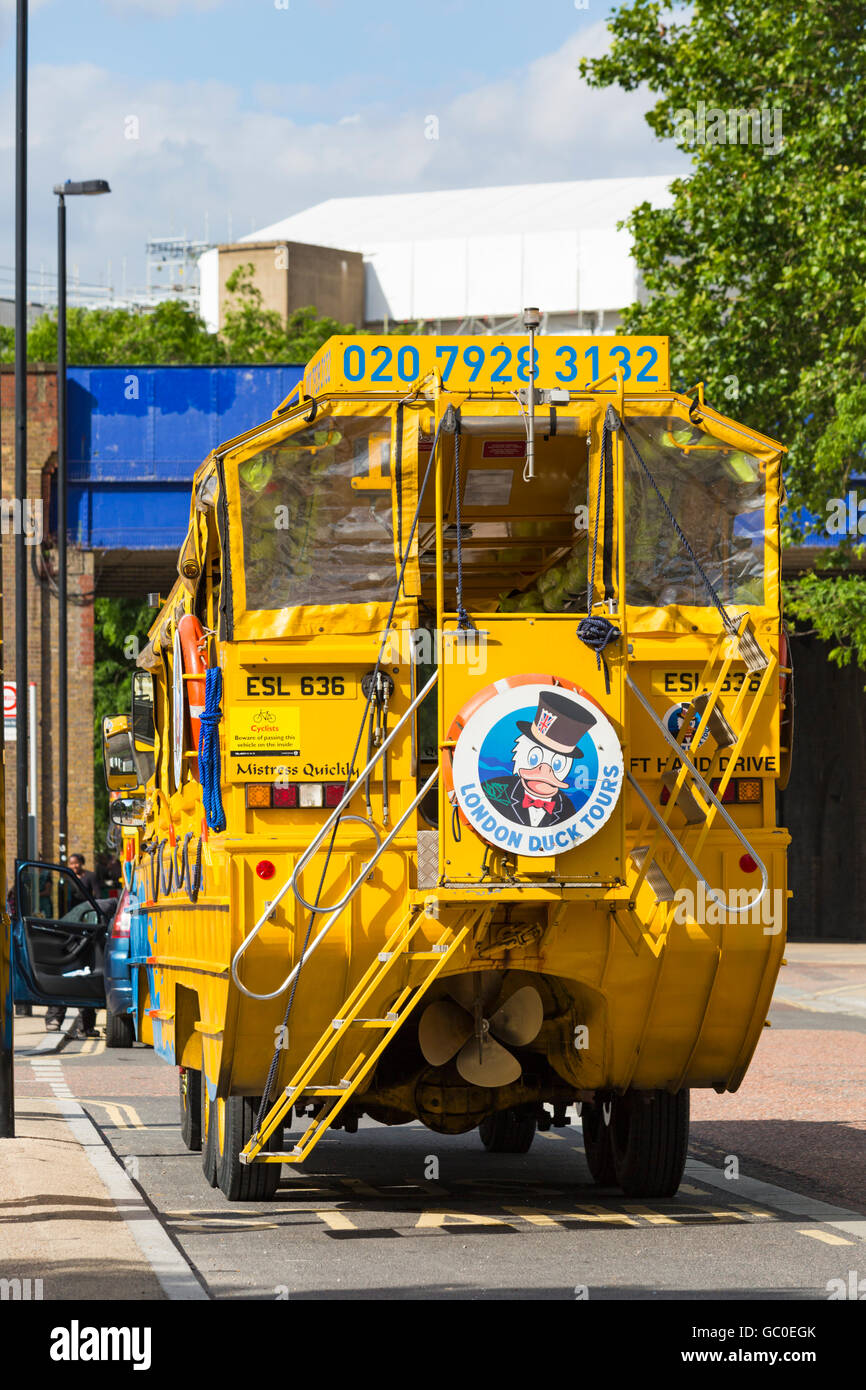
left=179, top=1067, right=202, bottom=1152
left=201, top=1079, right=218, bottom=1187
left=105, top=1009, right=135, bottom=1049
left=610, top=1088, right=690, bottom=1198
left=478, top=1107, right=536, bottom=1154
left=581, top=1100, right=617, bottom=1185
left=216, top=1095, right=283, bottom=1201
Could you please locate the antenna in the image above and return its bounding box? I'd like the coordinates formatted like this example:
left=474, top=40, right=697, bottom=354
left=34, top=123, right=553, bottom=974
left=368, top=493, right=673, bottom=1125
left=522, top=307, right=541, bottom=479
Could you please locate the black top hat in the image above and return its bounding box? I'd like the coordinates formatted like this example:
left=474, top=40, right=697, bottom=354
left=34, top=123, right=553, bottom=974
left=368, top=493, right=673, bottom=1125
left=517, top=690, right=596, bottom=756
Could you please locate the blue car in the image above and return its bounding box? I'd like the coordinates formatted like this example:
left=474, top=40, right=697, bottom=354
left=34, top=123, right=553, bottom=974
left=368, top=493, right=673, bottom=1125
left=11, top=859, right=114, bottom=1020
left=103, top=878, right=137, bottom=1048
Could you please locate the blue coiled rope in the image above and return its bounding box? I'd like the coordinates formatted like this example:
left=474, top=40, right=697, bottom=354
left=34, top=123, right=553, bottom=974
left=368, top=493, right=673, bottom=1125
left=199, top=666, right=226, bottom=833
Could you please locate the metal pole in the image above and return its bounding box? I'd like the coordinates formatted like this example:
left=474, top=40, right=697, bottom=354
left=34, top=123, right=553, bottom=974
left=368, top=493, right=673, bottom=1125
left=27, top=681, right=37, bottom=857
left=3, top=0, right=28, bottom=1141
left=14, top=0, right=28, bottom=863
left=57, top=194, right=67, bottom=867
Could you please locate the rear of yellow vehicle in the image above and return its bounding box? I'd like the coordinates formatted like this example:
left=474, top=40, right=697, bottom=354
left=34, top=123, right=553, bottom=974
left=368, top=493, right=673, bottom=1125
left=121, top=331, right=789, bottom=1200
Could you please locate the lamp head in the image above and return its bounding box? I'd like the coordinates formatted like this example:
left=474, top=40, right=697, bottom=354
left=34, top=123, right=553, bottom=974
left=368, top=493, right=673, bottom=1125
left=53, top=180, right=111, bottom=197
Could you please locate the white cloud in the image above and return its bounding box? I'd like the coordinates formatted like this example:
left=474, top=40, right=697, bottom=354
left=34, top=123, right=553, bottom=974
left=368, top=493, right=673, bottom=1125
left=0, top=23, right=684, bottom=298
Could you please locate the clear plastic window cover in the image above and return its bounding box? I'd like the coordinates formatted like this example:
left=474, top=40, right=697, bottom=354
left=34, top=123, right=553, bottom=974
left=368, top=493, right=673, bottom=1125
left=236, top=413, right=395, bottom=611
left=624, top=415, right=766, bottom=608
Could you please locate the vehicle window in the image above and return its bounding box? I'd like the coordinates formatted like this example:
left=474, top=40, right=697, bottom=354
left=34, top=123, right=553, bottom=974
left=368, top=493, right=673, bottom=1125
left=235, top=416, right=395, bottom=610
left=18, top=866, right=94, bottom=922
left=624, top=416, right=766, bottom=607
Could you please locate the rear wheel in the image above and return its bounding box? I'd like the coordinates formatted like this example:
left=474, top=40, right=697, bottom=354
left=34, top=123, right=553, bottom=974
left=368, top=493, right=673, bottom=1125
left=610, top=1089, right=689, bottom=1198
left=105, top=1009, right=135, bottom=1049
left=216, top=1096, right=283, bottom=1201
left=179, top=1067, right=202, bottom=1151
left=479, top=1107, right=536, bottom=1154
left=581, top=1100, right=616, bottom=1185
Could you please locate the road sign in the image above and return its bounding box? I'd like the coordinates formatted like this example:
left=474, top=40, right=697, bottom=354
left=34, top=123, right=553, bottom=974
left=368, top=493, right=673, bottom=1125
left=4, top=682, right=16, bottom=743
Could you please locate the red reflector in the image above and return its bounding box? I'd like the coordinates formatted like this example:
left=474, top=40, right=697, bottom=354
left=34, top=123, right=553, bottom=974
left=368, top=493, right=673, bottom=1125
left=739, top=854, right=758, bottom=874
left=272, top=784, right=298, bottom=808
left=256, top=860, right=276, bottom=880
left=324, top=782, right=344, bottom=807
left=660, top=785, right=670, bottom=805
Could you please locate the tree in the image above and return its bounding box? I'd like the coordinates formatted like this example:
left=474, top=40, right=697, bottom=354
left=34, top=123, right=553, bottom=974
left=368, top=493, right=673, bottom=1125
left=0, top=263, right=364, bottom=367
left=581, top=0, right=866, bottom=664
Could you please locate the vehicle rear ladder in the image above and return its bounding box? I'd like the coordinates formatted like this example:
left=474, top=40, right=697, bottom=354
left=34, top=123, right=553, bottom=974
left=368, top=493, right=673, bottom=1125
left=240, top=904, right=486, bottom=1166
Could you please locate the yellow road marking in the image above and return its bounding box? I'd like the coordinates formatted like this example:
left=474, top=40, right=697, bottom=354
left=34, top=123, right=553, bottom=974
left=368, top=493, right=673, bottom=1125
left=416, top=1211, right=513, bottom=1228
left=680, top=1183, right=711, bottom=1196
left=733, top=1204, right=773, bottom=1220
left=799, top=1229, right=854, bottom=1246
left=339, top=1178, right=381, bottom=1197
left=623, top=1204, right=679, bottom=1225
left=538, top=1131, right=565, bottom=1140
left=82, top=1099, right=144, bottom=1129
left=315, top=1209, right=357, bottom=1230
left=504, top=1206, right=564, bottom=1227
left=572, top=1205, right=639, bottom=1225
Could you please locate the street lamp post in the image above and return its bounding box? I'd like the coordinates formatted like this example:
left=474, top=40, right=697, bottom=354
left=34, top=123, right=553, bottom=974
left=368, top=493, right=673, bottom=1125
left=53, top=180, right=110, bottom=868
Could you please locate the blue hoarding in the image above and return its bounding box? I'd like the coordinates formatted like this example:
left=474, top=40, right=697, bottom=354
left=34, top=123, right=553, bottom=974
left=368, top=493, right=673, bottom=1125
left=66, top=364, right=303, bottom=549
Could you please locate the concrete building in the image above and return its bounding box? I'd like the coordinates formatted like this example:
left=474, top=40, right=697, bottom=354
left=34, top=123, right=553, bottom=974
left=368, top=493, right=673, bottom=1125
left=199, top=176, right=675, bottom=335
left=210, top=240, right=364, bottom=333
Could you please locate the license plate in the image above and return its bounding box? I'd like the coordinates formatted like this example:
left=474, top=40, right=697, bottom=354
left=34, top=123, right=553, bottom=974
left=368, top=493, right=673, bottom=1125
left=649, top=669, right=763, bottom=698
left=242, top=672, right=357, bottom=700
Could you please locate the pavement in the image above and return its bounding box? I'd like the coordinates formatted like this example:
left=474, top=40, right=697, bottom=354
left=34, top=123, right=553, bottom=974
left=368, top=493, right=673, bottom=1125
left=1, top=944, right=863, bottom=1302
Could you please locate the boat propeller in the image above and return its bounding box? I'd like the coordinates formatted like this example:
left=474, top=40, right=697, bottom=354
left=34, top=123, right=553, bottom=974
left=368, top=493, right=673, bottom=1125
left=418, top=971, right=544, bottom=1087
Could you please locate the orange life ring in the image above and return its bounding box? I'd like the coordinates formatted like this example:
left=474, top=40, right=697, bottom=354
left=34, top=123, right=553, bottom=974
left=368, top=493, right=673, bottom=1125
left=176, top=614, right=207, bottom=781
left=442, top=672, right=603, bottom=829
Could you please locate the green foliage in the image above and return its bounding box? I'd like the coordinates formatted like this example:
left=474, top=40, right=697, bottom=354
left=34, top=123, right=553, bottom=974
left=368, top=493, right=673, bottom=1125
left=784, top=574, right=866, bottom=670
left=581, top=0, right=866, bottom=664
left=93, top=597, right=154, bottom=850
left=0, top=263, right=363, bottom=367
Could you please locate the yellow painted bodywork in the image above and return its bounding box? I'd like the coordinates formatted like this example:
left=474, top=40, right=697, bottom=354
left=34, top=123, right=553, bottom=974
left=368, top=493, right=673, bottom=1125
left=125, top=334, right=789, bottom=1139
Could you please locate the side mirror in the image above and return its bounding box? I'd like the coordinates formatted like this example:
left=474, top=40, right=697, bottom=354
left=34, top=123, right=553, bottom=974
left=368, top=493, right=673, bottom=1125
left=130, top=671, right=156, bottom=785
left=109, top=797, right=146, bottom=829
left=102, top=715, right=142, bottom=793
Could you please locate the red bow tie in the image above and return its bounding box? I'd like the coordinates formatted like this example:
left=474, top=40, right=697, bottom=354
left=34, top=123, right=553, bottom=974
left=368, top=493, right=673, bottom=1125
left=523, top=793, right=555, bottom=813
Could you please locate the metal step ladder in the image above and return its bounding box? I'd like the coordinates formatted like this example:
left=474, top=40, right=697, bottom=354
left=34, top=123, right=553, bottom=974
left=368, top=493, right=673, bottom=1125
left=239, top=905, right=485, bottom=1168
left=624, top=616, right=775, bottom=925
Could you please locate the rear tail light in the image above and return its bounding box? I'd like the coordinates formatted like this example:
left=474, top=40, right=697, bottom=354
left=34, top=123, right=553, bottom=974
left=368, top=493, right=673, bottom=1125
left=111, top=890, right=131, bottom=938
left=660, top=778, right=761, bottom=806
left=245, top=782, right=335, bottom=809
left=272, top=784, right=299, bottom=808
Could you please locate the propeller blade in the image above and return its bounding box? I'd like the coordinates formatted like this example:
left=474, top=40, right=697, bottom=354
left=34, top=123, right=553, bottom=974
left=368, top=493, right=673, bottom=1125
left=418, top=999, right=473, bottom=1067
left=489, top=985, right=544, bottom=1048
left=456, top=1035, right=522, bottom=1087
left=448, top=970, right=502, bottom=1014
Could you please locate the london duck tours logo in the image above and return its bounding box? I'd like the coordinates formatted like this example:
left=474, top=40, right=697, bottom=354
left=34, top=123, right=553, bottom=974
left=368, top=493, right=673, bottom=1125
left=451, top=682, right=624, bottom=857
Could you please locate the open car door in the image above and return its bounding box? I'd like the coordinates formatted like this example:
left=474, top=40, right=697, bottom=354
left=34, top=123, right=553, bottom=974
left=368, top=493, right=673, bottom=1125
left=11, top=861, right=111, bottom=1009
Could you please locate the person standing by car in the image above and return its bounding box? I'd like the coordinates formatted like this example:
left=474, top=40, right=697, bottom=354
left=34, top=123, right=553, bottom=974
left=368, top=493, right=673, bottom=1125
left=69, top=853, right=101, bottom=899
left=45, top=856, right=104, bottom=1038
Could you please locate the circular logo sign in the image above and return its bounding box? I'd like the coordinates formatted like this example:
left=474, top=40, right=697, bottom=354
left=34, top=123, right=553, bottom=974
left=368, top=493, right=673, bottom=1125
left=663, top=702, right=709, bottom=751
left=451, top=681, right=624, bottom=858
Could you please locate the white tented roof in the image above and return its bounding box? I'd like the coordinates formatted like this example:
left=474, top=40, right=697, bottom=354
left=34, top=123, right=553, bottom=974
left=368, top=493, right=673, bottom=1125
left=199, top=177, right=675, bottom=327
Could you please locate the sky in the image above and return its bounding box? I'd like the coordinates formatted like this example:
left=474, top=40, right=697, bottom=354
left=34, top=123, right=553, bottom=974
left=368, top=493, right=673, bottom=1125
left=0, top=0, right=686, bottom=304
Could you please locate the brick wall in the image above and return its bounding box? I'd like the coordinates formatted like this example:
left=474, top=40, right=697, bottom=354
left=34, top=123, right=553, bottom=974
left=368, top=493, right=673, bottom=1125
left=0, top=365, right=95, bottom=880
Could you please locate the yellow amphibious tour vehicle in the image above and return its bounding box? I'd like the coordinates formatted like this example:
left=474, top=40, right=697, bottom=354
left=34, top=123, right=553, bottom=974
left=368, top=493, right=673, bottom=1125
left=109, top=320, right=791, bottom=1200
